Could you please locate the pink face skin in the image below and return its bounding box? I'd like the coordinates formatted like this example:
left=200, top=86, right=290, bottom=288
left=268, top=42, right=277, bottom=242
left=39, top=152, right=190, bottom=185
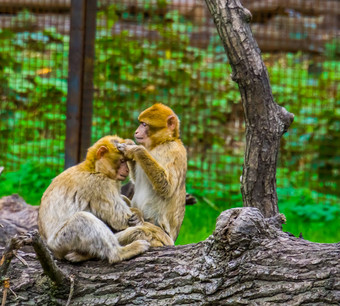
left=116, top=159, right=129, bottom=181
left=134, top=122, right=151, bottom=148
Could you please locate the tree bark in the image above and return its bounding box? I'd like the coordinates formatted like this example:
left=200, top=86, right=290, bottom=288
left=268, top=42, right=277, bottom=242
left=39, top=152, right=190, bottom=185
left=0, top=195, right=38, bottom=247
left=1, top=207, right=339, bottom=305
left=204, top=0, right=294, bottom=218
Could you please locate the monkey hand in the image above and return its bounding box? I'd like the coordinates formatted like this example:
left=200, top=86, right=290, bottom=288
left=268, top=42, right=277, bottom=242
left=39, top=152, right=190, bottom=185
left=128, top=208, right=144, bottom=226
left=116, top=143, right=140, bottom=160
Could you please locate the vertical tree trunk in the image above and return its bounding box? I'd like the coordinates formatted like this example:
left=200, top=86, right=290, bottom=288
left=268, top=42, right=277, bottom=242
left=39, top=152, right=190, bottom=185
left=204, top=0, right=294, bottom=218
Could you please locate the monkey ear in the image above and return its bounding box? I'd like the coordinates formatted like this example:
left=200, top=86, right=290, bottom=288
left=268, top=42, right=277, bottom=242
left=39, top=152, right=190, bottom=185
left=167, top=115, right=177, bottom=131
left=96, top=146, right=108, bottom=160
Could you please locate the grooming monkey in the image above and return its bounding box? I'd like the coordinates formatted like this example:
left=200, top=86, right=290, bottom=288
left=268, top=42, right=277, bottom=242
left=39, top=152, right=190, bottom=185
left=117, top=103, right=187, bottom=241
left=38, top=135, right=151, bottom=263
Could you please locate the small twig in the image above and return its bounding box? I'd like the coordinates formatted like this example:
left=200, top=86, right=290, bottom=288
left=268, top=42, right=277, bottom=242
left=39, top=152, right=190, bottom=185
left=31, top=231, right=69, bottom=287
left=202, top=197, right=219, bottom=211
left=0, top=231, right=73, bottom=304
left=14, top=252, right=29, bottom=267
left=0, top=234, right=30, bottom=281
left=9, top=288, right=17, bottom=299
left=65, top=275, right=75, bottom=306
left=1, top=231, right=69, bottom=288
left=0, top=167, right=4, bottom=176
left=0, top=224, right=3, bottom=228
left=1, top=278, right=9, bottom=306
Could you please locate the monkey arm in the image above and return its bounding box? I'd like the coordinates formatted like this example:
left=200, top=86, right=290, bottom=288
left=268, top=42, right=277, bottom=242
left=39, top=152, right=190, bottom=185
left=132, top=147, right=174, bottom=198
left=127, top=160, right=136, bottom=182
left=117, top=142, right=185, bottom=199
left=91, top=199, right=132, bottom=231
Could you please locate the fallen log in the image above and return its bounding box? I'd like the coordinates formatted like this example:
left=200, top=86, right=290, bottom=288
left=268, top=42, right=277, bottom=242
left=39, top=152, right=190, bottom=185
left=0, top=207, right=339, bottom=305
left=0, top=195, right=38, bottom=247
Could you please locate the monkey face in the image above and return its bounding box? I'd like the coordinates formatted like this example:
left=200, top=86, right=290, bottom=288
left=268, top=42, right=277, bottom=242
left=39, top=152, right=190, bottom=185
left=116, top=159, right=129, bottom=181
left=136, top=104, right=180, bottom=150
left=102, top=152, right=129, bottom=181
left=134, top=122, right=151, bottom=147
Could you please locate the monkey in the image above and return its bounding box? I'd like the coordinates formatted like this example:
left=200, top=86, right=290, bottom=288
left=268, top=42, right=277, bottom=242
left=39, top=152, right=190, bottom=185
left=114, top=179, right=174, bottom=247
left=117, top=103, right=187, bottom=241
left=38, top=135, right=151, bottom=263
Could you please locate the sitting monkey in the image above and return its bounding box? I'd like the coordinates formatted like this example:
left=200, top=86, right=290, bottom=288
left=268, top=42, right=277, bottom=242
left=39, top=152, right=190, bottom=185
left=117, top=103, right=187, bottom=241
left=38, top=135, right=151, bottom=263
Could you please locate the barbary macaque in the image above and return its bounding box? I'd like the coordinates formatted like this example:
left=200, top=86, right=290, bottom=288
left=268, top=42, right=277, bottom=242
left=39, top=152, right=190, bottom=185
left=38, top=135, right=151, bottom=263
left=117, top=103, right=187, bottom=241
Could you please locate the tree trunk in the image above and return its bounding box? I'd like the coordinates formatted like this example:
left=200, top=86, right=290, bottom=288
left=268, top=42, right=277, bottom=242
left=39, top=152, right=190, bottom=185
left=1, top=207, right=339, bottom=305
left=204, top=0, right=294, bottom=218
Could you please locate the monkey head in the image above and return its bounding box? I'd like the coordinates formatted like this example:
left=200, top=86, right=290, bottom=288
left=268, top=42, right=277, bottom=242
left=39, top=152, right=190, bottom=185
left=84, top=135, right=130, bottom=181
left=135, top=103, right=180, bottom=149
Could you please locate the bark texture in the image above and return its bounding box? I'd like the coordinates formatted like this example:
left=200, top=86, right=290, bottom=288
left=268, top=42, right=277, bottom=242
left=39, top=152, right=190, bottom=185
left=0, top=195, right=38, bottom=246
left=1, top=207, right=339, bottom=305
left=204, top=0, right=294, bottom=218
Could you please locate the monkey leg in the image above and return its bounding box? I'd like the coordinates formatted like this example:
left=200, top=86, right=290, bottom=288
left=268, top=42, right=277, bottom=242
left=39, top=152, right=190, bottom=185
left=116, top=222, right=174, bottom=248
left=47, top=211, right=149, bottom=263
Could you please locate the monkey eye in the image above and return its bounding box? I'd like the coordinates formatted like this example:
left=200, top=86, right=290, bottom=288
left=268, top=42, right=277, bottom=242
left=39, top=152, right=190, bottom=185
left=120, top=159, right=126, bottom=163
left=141, top=122, right=147, bottom=127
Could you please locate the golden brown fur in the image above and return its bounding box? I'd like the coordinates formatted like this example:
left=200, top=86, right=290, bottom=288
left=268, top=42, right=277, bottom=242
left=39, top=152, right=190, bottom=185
left=116, top=222, right=174, bottom=247
left=118, top=103, right=187, bottom=241
left=38, top=135, right=150, bottom=263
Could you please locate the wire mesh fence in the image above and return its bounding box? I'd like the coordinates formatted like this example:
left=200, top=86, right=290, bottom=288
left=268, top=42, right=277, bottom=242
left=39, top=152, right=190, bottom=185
left=0, top=0, right=70, bottom=173
left=0, top=0, right=339, bottom=214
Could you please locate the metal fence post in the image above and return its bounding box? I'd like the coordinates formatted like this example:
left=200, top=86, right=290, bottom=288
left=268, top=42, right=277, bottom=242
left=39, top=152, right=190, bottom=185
left=65, top=0, right=97, bottom=169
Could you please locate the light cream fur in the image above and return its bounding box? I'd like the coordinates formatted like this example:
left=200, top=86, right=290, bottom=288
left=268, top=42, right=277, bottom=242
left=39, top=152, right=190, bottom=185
left=130, top=140, right=187, bottom=241
left=38, top=136, right=150, bottom=263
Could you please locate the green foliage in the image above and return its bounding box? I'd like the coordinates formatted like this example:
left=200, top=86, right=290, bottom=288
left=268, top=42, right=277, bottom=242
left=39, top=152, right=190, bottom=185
left=176, top=184, right=340, bottom=245
left=0, top=162, right=57, bottom=205
left=278, top=187, right=340, bottom=243
left=0, top=17, right=68, bottom=169
left=0, top=7, right=339, bottom=245
left=324, top=38, right=340, bottom=60
left=176, top=201, right=221, bottom=245
left=93, top=8, right=238, bottom=146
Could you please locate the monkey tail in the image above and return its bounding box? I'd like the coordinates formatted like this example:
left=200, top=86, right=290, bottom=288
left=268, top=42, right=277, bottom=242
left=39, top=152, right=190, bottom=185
left=115, top=240, right=150, bottom=262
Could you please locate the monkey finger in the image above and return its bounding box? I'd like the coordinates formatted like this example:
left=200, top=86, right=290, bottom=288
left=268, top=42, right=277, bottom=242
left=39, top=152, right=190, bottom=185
left=128, top=214, right=143, bottom=226
left=116, top=143, right=127, bottom=152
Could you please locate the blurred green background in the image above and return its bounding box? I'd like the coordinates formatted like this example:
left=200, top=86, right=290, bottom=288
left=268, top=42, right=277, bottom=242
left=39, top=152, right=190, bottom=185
left=0, top=1, right=339, bottom=244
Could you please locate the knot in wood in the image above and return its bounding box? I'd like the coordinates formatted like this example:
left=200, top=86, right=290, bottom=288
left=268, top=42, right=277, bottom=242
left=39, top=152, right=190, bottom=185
left=278, top=106, right=295, bottom=134
left=213, top=207, right=273, bottom=251
left=230, top=72, right=240, bottom=83
left=243, top=8, right=252, bottom=23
